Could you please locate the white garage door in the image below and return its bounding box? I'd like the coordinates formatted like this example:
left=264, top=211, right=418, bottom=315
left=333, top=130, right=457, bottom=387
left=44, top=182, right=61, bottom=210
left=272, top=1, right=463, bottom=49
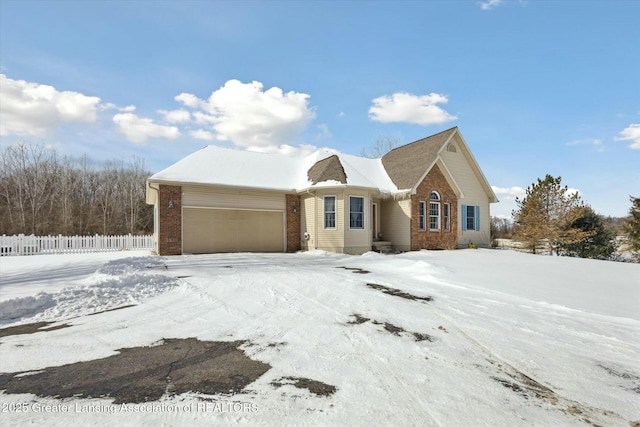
left=183, top=208, right=284, bottom=254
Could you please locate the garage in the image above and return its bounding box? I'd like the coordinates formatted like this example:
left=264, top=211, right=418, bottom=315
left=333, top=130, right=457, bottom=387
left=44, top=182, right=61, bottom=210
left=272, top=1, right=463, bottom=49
left=183, top=208, right=284, bottom=254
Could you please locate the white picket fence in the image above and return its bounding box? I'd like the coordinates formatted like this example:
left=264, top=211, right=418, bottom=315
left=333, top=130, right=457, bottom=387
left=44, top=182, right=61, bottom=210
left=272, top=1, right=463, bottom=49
left=0, top=234, right=155, bottom=256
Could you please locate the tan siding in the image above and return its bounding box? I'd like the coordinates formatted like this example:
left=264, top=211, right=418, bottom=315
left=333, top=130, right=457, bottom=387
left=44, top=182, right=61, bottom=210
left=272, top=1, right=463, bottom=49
left=182, top=185, right=285, bottom=211
left=380, top=198, right=411, bottom=250
left=440, top=135, right=491, bottom=247
left=315, top=190, right=345, bottom=253
left=344, top=189, right=371, bottom=254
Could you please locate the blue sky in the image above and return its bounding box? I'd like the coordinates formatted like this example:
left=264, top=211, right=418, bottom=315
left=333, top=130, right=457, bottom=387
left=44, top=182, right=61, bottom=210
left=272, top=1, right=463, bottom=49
left=1, top=0, right=638, bottom=218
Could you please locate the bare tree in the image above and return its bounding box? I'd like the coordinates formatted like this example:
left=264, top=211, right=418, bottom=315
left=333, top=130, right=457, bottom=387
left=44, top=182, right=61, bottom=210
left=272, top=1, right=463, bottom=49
left=360, top=134, right=402, bottom=158
left=0, top=144, right=58, bottom=234
left=0, top=142, right=153, bottom=236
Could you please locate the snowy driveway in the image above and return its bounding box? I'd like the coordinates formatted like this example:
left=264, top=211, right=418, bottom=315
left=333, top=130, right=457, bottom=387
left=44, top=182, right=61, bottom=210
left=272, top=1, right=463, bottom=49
left=0, top=250, right=639, bottom=426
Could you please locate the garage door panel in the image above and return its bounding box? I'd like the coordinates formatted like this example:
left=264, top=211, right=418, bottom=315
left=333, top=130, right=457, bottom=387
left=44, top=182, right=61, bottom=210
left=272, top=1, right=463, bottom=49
left=183, top=209, right=283, bottom=253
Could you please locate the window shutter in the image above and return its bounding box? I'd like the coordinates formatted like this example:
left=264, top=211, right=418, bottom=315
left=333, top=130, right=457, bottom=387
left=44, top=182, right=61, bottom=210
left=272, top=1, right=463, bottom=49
left=475, top=206, right=481, bottom=231
left=462, top=204, right=467, bottom=231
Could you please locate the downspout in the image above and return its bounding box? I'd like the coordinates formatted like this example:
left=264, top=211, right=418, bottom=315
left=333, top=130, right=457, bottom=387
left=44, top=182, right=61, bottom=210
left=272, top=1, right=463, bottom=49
left=148, top=182, right=160, bottom=254
left=305, top=189, right=317, bottom=250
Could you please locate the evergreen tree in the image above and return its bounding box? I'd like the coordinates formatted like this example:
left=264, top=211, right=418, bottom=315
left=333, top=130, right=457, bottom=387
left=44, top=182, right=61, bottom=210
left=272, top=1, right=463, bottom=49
left=512, top=175, right=591, bottom=255
left=624, top=196, right=640, bottom=261
left=512, top=188, right=546, bottom=254
left=560, top=206, right=616, bottom=259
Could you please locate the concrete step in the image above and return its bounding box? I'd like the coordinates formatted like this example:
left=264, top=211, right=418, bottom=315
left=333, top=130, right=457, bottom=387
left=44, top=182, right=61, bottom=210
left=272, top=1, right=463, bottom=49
left=372, top=241, right=393, bottom=254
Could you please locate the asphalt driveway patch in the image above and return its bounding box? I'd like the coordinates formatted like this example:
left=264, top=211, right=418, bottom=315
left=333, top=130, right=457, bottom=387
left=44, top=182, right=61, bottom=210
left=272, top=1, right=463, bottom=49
left=271, top=376, right=337, bottom=396
left=366, top=283, right=433, bottom=302
left=0, top=321, right=71, bottom=338
left=0, top=338, right=271, bottom=404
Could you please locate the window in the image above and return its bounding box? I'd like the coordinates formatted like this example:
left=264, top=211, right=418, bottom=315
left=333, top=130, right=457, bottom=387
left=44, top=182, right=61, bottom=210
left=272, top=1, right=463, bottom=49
left=444, top=203, right=451, bottom=232
left=429, top=192, right=440, bottom=231
left=324, top=196, right=336, bottom=229
left=349, top=196, right=364, bottom=229
left=447, top=143, right=457, bottom=153
left=429, top=202, right=440, bottom=231
left=419, top=201, right=426, bottom=231
left=462, top=205, right=481, bottom=231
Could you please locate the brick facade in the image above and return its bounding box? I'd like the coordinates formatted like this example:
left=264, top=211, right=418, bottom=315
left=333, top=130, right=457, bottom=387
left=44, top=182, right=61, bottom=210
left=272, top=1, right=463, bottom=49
left=158, top=185, right=182, bottom=255
left=410, top=165, right=458, bottom=250
left=286, top=194, right=301, bottom=253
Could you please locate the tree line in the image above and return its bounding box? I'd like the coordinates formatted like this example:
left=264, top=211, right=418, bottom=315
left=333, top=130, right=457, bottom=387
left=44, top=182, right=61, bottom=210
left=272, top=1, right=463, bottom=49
left=507, top=174, right=639, bottom=261
left=0, top=143, right=153, bottom=236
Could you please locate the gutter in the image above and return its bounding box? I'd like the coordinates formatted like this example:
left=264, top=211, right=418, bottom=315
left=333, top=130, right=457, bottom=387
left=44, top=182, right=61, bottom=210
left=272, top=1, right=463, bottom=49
left=147, top=181, right=160, bottom=205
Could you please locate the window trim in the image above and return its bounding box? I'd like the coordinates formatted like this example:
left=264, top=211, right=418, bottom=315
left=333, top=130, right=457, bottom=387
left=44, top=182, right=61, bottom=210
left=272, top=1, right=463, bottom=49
left=429, top=201, right=440, bottom=231
left=323, top=195, right=336, bottom=229
left=444, top=203, right=451, bottom=232
left=349, top=196, right=365, bottom=230
left=463, top=204, right=480, bottom=231
left=419, top=201, right=426, bottom=231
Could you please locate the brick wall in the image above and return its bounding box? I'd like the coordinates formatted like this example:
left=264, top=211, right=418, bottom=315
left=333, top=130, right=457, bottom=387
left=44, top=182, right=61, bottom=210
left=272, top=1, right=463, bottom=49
left=286, top=194, right=301, bottom=252
left=410, top=165, right=458, bottom=250
left=158, top=185, right=182, bottom=255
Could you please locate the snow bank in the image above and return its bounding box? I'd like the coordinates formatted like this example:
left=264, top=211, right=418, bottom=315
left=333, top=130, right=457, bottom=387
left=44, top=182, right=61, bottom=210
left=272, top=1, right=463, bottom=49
left=0, top=256, right=180, bottom=323
left=0, top=293, right=56, bottom=321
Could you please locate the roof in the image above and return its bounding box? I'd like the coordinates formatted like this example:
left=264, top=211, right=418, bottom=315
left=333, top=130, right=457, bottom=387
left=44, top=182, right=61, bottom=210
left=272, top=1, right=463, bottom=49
left=147, top=127, right=497, bottom=202
left=148, top=146, right=400, bottom=194
left=382, top=127, right=457, bottom=190
left=147, top=146, right=304, bottom=191
left=307, top=155, right=347, bottom=184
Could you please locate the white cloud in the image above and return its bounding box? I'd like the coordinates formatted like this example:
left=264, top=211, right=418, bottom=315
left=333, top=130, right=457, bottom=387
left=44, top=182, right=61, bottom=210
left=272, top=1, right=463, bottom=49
left=247, top=143, right=319, bottom=157
left=174, top=93, right=200, bottom=108
left=566, top=138, right=604, bottom=152
left=565, top=187, right=581, bottom=197
left=492, top=186, right=526, bottom=201
left=113, top=113, right=181, bottom=144
left=159, top=109, right=191, bottom=124
left=480, top=0, right=505, bottom=10
left=175, top=79, right=316, bottom=149
left=100, top=103, right=136, bottom=112
left=189, top=129, right=215, bottom=141
left=616, top=123, right=640, bottom=149
left=100, top=102, right=117, bottom=111
left=492, top=185, right=581, bottom=201
left=192, top=111, right=217, bottom=126
left=0, top=73, right=101, bottom=137
left=315, top=124, right=332, bottom=141
left=369, top=92, right=457, bottom=125
left=492, top=186, right=526, bottom=195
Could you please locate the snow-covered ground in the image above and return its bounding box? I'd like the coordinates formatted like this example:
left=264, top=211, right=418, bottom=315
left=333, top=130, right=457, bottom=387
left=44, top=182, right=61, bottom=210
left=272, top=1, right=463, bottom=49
left=0, top=249, right=638, bottom=426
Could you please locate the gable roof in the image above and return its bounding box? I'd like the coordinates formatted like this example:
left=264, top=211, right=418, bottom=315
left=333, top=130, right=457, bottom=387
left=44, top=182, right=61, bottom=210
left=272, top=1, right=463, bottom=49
left=307, top=155, right=347, bottom=184
left=381, top=127, right=457, bottom=190
left=147, top=127, right=497, bottom=202
left=381, top=126, right=498, bottom=203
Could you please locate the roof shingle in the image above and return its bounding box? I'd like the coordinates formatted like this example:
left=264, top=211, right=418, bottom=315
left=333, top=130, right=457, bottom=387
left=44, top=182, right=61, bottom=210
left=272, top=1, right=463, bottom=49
left=381, top=127, right=457, bottom=190
left=307, top=155, right=347, bottom=184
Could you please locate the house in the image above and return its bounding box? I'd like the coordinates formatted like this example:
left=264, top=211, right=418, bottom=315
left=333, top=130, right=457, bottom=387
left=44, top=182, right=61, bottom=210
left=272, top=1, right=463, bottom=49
left=146, top=126, right=498, bottom=255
